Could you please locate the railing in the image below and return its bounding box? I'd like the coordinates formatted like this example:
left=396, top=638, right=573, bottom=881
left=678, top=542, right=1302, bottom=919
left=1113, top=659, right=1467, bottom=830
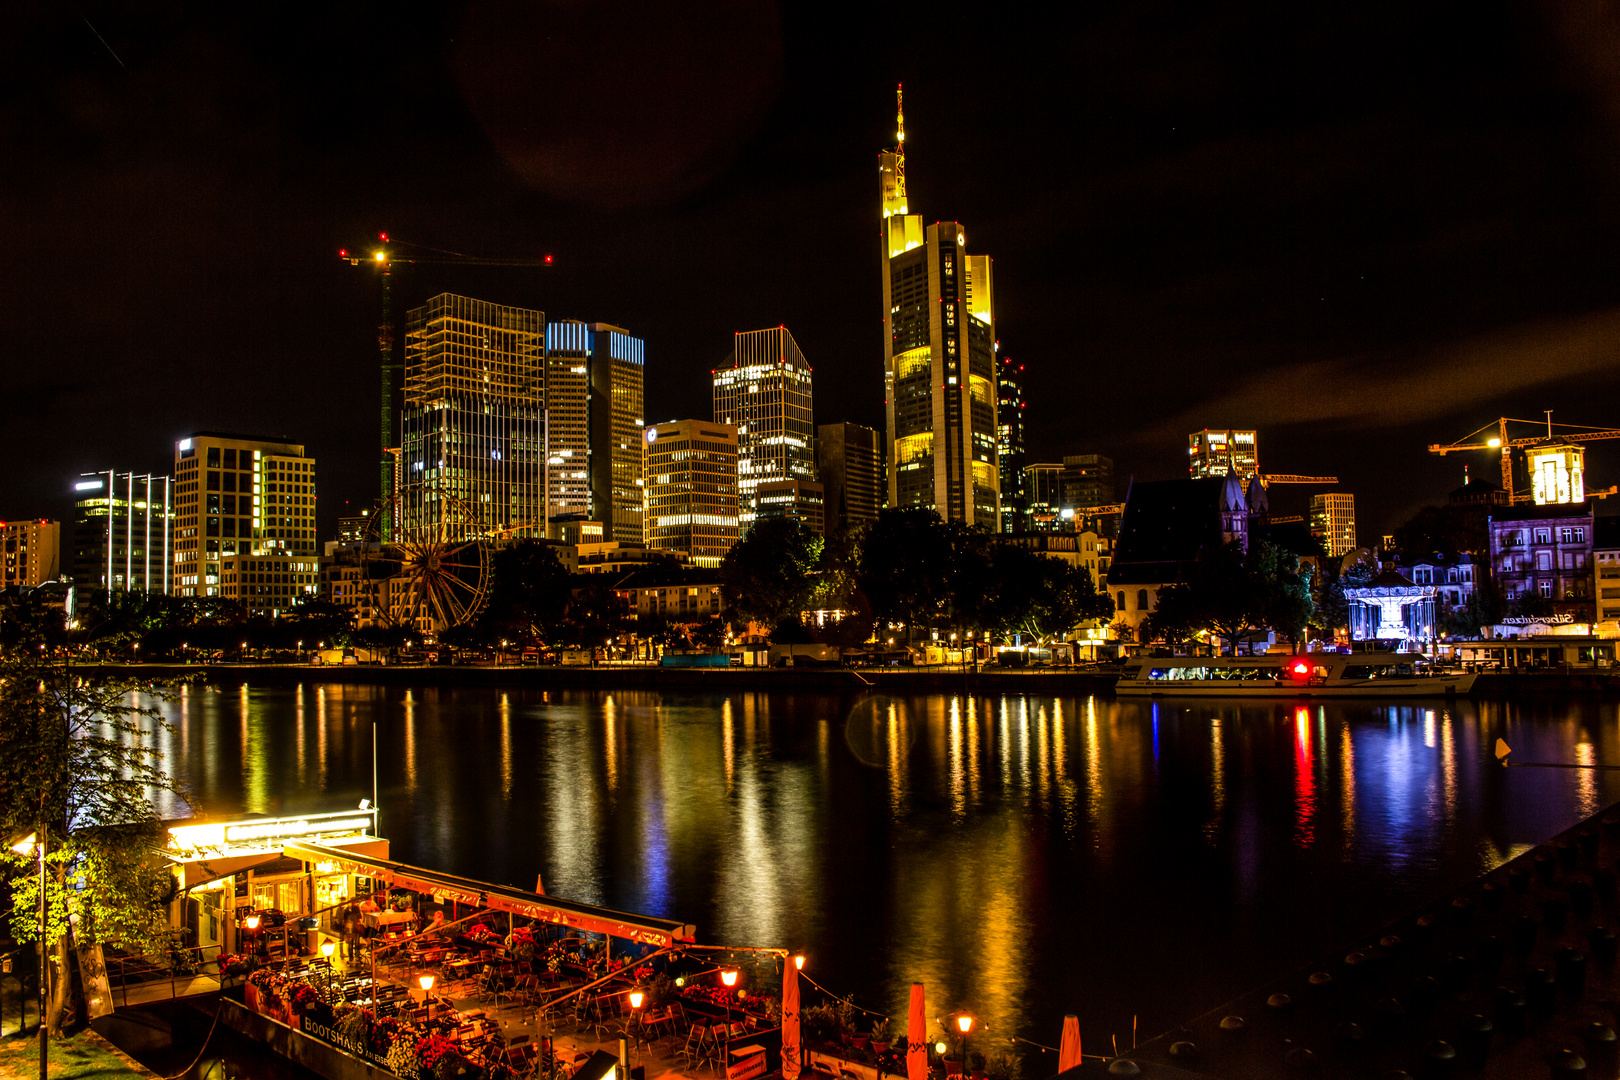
left=107, top=944, right=224, bottom=1007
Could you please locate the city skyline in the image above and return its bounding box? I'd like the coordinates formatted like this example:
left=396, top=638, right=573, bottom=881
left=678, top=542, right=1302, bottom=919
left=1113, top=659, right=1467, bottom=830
left=7, top=5, right=1620, bottom=540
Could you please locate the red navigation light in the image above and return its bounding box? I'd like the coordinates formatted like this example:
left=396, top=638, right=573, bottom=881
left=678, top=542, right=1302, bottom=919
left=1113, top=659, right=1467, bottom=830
left=379, top=232, right=389, bottom=242
left=338, top=249, right=347, bottom=257
left=544, top=254, right=553, bottom=264
left=1292, top=660, right=1308, bottom=675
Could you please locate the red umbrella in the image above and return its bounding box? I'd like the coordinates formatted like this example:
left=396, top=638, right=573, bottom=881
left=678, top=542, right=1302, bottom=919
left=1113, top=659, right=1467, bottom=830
left=782, top=959, right=802, bottom=1079
left=1058, top=1015, right=1082, bottom=1073
left=907, top=984, right=928, bottom=1080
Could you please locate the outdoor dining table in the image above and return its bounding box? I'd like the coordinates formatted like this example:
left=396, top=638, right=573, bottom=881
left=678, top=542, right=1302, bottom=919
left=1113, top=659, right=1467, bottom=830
left=363, top=909, right=419, bottom=931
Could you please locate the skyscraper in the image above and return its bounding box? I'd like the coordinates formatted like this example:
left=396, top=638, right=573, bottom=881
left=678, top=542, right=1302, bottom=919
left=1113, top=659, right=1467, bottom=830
left=1310, top=493, right=1358, bottom=557
left=1061, top=454, right=1114, bottom=509
left=546, top=319, right=647, bottom=542
left=817, top=421, right=882, bottom=534
left=3, top=519, right=60, bottom=589
left=997, top=354, right=1026, bottom=532
left=645, top=420, right=739, bottom=567
left=1188, top=429, right=1259, bottom=481
left=755, top=478, right=825, bottom=535
left=713, top=326, right=815, bottom=525
left=880, top=87, right=1000, bottom=525
left=171, top=434, right=313, bottom=609
left=400, top=293, right=546, bottom=540
left=1023, top=463, right=1064, bottom=530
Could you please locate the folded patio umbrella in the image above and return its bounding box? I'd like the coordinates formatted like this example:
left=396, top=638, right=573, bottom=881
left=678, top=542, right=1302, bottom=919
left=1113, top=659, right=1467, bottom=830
left=1058, top=1015, right=1082, bottom=1073
left=907, top=984, right=927, bottom=1080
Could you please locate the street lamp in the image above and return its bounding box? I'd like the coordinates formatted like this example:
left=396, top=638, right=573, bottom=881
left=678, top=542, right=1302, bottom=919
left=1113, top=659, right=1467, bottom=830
left=720, top=969, right=739, bottom=1025
left=956, top=1014, right=975, bottom=1076
left=792, top=954, right=805, bottom=971
left=10, top=832, right=45, bottom=1080
left=321, top=940, right=338, bottom=1001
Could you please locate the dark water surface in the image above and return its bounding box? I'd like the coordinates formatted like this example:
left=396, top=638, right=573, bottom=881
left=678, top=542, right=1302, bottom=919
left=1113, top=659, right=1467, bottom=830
left=147, top=684, right=1620, bottom=1057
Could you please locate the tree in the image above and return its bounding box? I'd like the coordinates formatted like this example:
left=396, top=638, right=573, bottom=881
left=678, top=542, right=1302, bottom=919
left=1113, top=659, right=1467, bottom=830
left=1252, top=540, right=1315, bottom=647
left=720, top=517, right=824, bottom=633
left=1145, top=583, right=1201, bottom=649
left=856, top=508, right=954, bottom=642
left=980, top=547, right=1112, bottom=642
left=481, top=541, right=573, bottom=644
left=557, top=578, right=629, bottom=650
left=1, top=643, right=186, bottom=1034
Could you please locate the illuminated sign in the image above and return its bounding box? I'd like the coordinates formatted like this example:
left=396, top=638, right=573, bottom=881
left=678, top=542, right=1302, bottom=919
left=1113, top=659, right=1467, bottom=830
left=75, top=480, right=104, bottom=491
left=1499, top=614, right=1576, bottom=626
left=169, top=810, right=375, bottom=853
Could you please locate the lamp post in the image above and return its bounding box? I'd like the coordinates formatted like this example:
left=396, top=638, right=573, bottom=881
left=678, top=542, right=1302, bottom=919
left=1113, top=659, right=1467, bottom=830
left=956, top=1014, right=975, bottom=1077
left=321, top=940, right=338, bottom=1002
left=10, top=833, right=45, bottom=1080
left=720, top=968, right=739, bottom=1027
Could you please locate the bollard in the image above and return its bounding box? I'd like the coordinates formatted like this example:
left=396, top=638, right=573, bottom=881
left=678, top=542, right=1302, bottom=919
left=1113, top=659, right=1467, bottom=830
left=1459, top=1014, right=1493, bottom=1072
left=1219, top=1016, right=1247, bottom=1035
left=1421, top=1040, right=1456, bottom=1080
left=1266, top=993, right=1293, bottom=1013
left=1493, top=987, right=1527, bottom=1041
left=1590, top=927, right=1618, bottom=965
left=1332, top=1022, right=1364, bottom=1059
left=1583, top=1023, right=1617, bottom=1077
left=1527, top=967, right=1558, bottom=1021
left=1572, top=879, right=1596, bottom=917
left=1552, top=1049, right=1588, bottom=1077
left=1167, top=1041, right=1197, bottom=1062
left=1477, top=934, right=1506, bottom=974
left=1282, top=1046, right=1316, bottom=1071
left=1557, top=949, right=1588, bottom=997
left=1105, top=1059, right=1140, bottom=1077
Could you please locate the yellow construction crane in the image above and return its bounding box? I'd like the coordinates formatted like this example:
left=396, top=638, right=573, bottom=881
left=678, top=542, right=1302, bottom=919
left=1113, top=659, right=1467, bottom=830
left=1427, top=413, right=1620, bottom=503
left=1257, top=474, right=1338, bottom=486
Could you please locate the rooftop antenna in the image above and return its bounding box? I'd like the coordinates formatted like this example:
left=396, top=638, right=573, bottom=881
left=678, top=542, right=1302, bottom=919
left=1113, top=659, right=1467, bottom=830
left=1547, top=409, right=1555, bottom=440
left=894, top=83, right=907, bottom=207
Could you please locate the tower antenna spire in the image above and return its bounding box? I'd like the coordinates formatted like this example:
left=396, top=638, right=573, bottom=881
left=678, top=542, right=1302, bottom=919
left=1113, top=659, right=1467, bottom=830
left=894, top=83, right=906, bottom=206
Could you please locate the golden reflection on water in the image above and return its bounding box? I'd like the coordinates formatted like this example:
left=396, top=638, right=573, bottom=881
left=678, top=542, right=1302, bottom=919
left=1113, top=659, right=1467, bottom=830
left=316, top=686, right=328, bottom=789
left=403, top=690, right=417, bottom=792
left=500, top=692, right=513, bottom=803
left=1578, top=742, right=1598, bottom=816
left=1339, top=718, right=1356, bottom=855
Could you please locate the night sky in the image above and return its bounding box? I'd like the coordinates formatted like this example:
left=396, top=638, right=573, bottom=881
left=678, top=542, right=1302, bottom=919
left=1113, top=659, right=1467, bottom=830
left=7, top=1, right=1620, bottom=540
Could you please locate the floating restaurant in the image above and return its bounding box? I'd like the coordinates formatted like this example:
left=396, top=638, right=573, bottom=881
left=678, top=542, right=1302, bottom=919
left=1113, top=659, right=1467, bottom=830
left=153, top=809, right=816, bottom=1080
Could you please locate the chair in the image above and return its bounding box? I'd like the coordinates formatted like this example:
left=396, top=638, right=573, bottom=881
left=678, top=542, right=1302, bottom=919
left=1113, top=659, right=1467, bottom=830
left=679, top=1024, right=709, bottom=1069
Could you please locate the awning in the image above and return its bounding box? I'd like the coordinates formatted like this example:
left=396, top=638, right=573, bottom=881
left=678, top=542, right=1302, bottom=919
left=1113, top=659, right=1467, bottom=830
left=286, top=842, right=695, bottom=945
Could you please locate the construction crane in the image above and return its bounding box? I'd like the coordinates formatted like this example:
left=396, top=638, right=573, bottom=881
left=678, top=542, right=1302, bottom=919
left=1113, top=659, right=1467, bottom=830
left=340, top=234, right=553, bottom=540
left=1257, top=474, right=1338, bottom=486
left=1427, top=413, right=1620, bottom=504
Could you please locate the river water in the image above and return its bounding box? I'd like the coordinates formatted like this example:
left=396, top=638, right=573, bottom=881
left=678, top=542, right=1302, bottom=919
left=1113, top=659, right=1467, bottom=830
left=146, top=684, right=1620, bottom=1062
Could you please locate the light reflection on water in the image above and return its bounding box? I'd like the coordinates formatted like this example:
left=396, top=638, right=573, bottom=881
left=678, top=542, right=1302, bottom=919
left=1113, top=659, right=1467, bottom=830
left=149, top=687, right=1620, bottom=1057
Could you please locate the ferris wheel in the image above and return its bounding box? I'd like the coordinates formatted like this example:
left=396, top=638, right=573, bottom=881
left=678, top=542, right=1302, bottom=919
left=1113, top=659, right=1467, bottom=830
left=359, top=486, right=492, bottom=633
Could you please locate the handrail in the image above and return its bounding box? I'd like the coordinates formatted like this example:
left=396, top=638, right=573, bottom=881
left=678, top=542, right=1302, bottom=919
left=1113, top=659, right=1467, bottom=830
left=107, top=944, right=224, bottom=1007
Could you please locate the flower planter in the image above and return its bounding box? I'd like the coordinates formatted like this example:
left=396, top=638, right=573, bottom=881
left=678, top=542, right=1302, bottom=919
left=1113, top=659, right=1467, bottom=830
left=807, top=1049, right=893, bottom=1080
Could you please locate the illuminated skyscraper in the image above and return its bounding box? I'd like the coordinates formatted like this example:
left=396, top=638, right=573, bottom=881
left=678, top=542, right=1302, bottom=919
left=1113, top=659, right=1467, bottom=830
left=997, top=354, right=1026, bottom=531
left=880, top=87, right=1000, bottom=525
left=546, top=320, right=647, bottom=542
left=1188, top=429, right=1258, bottom=481
left=74, top=471, right=171, bottom=592
left=713, top=326, right=815, bottom=525
left=1310, top=493, right=1358, bottom=557
left=171, top=434, right=314, bottom=612
left=645, top=420, right=739, bottom=567
left=400, top=293, right=546, bottom=540
left=817, top=421, right=882, bottom=533
left=3, top=519, right=60, bottom=589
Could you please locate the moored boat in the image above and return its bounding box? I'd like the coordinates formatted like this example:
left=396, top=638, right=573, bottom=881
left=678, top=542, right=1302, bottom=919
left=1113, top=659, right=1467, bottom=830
left=1115, top=652, right=1476, bottom=697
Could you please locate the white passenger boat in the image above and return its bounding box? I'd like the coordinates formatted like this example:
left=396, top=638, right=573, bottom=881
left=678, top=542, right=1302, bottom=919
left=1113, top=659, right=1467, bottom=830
left=1114, top=652, right=1477, bottom=697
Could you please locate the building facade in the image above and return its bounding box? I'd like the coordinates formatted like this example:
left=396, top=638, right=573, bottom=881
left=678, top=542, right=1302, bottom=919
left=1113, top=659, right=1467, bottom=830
left=997, top=354, right=1026, bottom=532
left=880, top=94, right=1000, bottom=525
left=644, top=420, right=739, bottom=568
left=2, top=519, right=60, bottom=590
left=1024, top=463, right=1065, bottom=531
left=1310, top=493, right=1358, bottom=557
left=545, top=319, right=647, bottom=542
left=1061, top=454, right=1114, bottom=510
left=1188, top=429, right=1258, bottom=481
left=816, top=422, right=882, bottom=534
left=713, top=327, right=815, bottom=525
left=399, top=294, right=547, bottom=543
left=72, top=471, right=172, bottom=593
left=173, top=433, right=315, bottom=611
left=1595, top=517, right=1620, bottom=626
left=755, top=478, right=825, bottom=536
left=1489, top=502, right=1595, bottom=619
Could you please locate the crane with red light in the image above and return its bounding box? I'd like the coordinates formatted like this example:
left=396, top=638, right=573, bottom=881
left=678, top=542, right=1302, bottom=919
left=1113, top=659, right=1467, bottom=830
left=339, top=234, right=553, bottom=540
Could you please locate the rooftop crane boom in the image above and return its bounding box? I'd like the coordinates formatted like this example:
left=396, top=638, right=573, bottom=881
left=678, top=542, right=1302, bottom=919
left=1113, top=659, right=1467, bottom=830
left=1427, top=412, right=1620, bottom=504
left=1257, top=474, right=1338, bottom=486
left=340, top=234, right=553, bottom=539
